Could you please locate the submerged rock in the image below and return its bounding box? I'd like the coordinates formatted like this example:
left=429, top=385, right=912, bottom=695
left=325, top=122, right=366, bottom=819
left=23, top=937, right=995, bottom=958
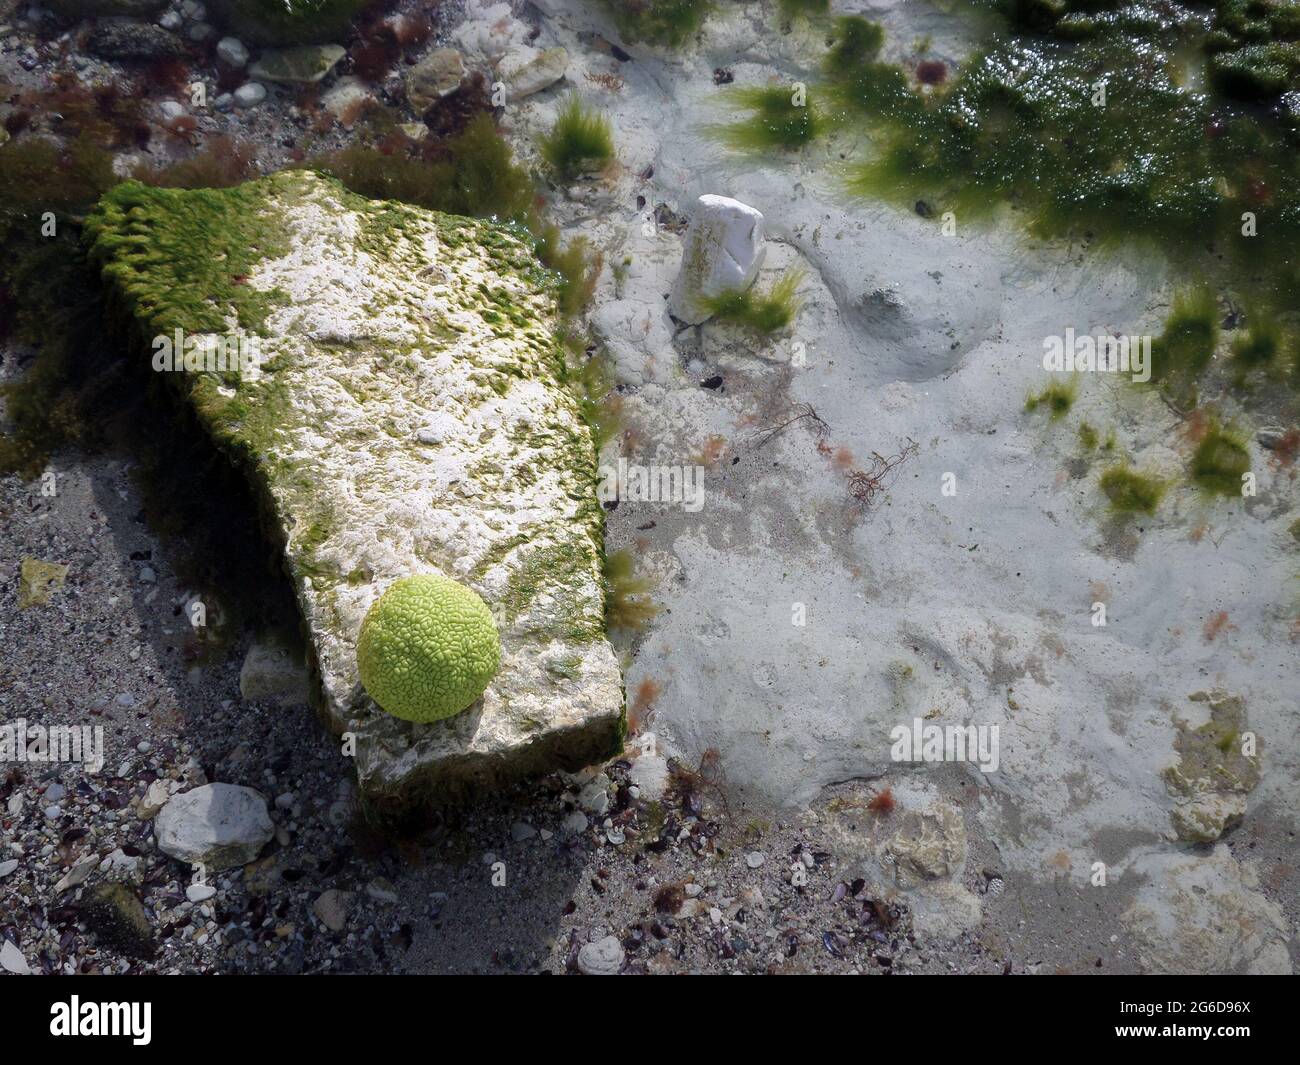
left=500, top=46, right=569, bottom=99
left=669, top=195, right=766, bottom=325
left=153, top=783, right=274, bottom=871
left=1124, top=845, right=1291, bottom=974
left=249, top=44, right=346, bottom=85
left=84, top=19, right=186, bottom=61
left=80, top=883, right=156, bottom=959
left=87, top=171, right=623, bottom=805
left=405, top=47, right=465, bottom=112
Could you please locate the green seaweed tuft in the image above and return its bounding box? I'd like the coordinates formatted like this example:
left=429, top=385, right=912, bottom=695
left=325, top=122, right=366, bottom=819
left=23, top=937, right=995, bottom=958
left=540, top=97, right=615, bottom=181
left=1025, top=376, right=1078, bottom=419
left=1099, top=464, right=1166, bottom=514
left=699, top=271, right=803, bottom=333
left=1190, top=419, right=1252, bottom=496
left=601, top=0, right=712, bottom=47
left=713, top=85, right=821, bottom=152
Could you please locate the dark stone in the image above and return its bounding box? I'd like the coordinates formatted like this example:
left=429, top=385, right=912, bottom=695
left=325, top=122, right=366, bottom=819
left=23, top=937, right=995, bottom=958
left=79, top=882, right=156, bottom=959
left=84, top=19, right=187, bottom=61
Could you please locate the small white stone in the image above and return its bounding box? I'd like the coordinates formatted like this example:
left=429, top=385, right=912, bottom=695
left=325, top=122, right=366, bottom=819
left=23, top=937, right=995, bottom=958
left=233, top=82, right=267, bottom=108
left=186, top=882, right=217, bottom=903
left=0, top=859, right=18, bottom=878
left=216, top=36, right=248, bottom=68
left=746, top=851, right=765, bottom=869
left=0, top=940, right=30, bottom=975
left=576, top=934, right=623, bottom=976
left=669, top=195, right=767, bottom=325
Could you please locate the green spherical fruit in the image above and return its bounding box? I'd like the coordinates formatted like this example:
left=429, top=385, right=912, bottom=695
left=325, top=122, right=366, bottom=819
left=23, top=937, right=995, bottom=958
left=357, top=574, right=501, bottom=723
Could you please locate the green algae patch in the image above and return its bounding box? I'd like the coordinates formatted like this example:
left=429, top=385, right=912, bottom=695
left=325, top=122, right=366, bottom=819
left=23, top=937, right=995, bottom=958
left=1190, top=419, right=1252, bottom=495
left=602, top=0, right=712, bottom=48
left=540, top=97, right=615, bottom=180
left=85, top=178, right=292, bottom=336
left=1099, top=463, right=1166, bottom=514
left=1025, top=376, right=1078, bottom=419
left=820, top=4, right=1300, bottom=377
left=700, top=270, right=804, bottom=332
left=1150, top=289, right=1221, bottom=400
left=713, top=85, right=822, bottom=153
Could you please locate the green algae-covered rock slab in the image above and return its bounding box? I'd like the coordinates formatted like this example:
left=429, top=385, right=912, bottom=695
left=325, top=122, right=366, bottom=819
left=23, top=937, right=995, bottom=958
left=86, top=170, right=624, bottom=806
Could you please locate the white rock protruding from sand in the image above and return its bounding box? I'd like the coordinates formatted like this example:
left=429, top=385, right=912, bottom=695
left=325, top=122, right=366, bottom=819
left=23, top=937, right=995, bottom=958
left=669, top=195, right=767, bottom=325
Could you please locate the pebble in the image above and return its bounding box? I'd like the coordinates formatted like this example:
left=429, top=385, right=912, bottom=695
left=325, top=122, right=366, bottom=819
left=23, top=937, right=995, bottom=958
left=139, top=565, right=157, bottom=582
left=561, top=809, right=588, bottom=835
left=214, top=92, right=233, bottom=111
left=510, top=821, right=536, bottom=841
left=234, top=82, right=267, bottom=108
left=216, top=36, right=248, bottom=68
left=159, top=11, right=182, bottom=31
left=0, top=940, right=30, bottom=976
left=745, top=851, right=766, bottom=869
left=0, top=859, right=18, bottom=878
left=43, top=804, right=61, bottom=819
left=43, top=782, right=66, bottom=803
left=576, top=935, right=623, bottom=976
left=186, top=882, right=217, bottom=903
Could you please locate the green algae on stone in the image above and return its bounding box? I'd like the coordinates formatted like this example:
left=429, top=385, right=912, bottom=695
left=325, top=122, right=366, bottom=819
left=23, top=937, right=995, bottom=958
left=1162, top=688, right=1260, bottom=841
left=540, top=97, right=616, bottom=180
left=85, top=169, right=625, bottom=803
left=1190, top=418, right=1252, bottom=495
left=18, top=557, right=69, bottom=609
left=699, top=270, right=804, bottom=332
left=1099, top=463, right=1166, bottom=514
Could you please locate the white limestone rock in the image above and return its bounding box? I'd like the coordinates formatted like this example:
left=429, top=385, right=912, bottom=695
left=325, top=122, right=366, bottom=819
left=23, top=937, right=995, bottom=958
left=89, top=171, right=624, bottom=806
left=500, top=46, right=569, bottom=99
left=154, top=783, right=274, bottom=872
left=1123, top=845, right=1292, bottom=974
left=669, top=195, right=766, bottom=325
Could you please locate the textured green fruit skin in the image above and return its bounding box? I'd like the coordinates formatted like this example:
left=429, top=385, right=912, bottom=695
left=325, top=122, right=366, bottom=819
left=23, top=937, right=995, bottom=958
left=357, top=575, right=501, bottom=723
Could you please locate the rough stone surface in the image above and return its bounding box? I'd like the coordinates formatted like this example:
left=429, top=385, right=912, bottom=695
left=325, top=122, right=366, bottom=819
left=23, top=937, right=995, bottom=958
left=84, top=19, right=186, bottom=60
left=577, top=934, right=623, bottom=975
left=249, top=44, right=345, bottom=85
left=79, top=883, right=155, bottom=959
left=154, top=783, right=274, bottom=872
left=1123, top=846, right=1292, bottom=974
left=88, top=171, right=623, bottom=804
left=313, top=889, right=355, bottom=932
left=18, top=557, right=67, bottom=608
left=215, top=35, right=249, bottom=67
left=500, top=46, right=568, bottom=99
left=669, top=195, right=766, bottom=325
left=1162, top=689, right=1259, bottom=842
left=405, top=47, right=465, bottom=112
